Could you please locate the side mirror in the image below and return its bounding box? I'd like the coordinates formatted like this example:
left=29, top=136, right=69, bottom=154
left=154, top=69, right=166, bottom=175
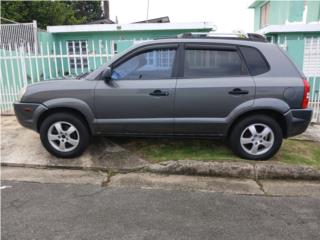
left=101, top=67, right=112, bottom=82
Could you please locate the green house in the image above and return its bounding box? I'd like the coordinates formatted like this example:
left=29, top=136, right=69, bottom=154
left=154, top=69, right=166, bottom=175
left=1, top=21, right=215, bottom=84
left=46, top=22, right=215, bottom=53
left=1, top=21, right=215, bottom=113
left=41, top=22, right=215, bottom=76
left=249, top=0, right=320, bottom=71
left=249, top=1, right=320, bottom=122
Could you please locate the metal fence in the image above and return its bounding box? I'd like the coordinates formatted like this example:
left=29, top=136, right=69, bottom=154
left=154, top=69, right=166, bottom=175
left=0, top=20, right=38, bottom=52
left=303, top=37, right=320, bottom=123
left=272, top=35, right=320, bottom=123
left=0, top=39, right=119, bottom=114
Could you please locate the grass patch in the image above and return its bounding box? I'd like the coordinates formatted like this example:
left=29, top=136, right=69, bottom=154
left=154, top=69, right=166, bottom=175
left=273, top=140, right=320, bottom=167
left=113, top=137, right=320, bottom=168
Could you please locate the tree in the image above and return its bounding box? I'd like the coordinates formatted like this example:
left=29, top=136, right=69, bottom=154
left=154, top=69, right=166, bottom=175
left=0, top=1, right=102, bottom=29
left=68, top=1, right=103, bottom=24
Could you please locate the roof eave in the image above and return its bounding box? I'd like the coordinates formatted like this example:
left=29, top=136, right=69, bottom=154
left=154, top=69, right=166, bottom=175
left=47, top=22, right=217, bottom=34
left=257, top=24, right=320, bottom=34
left=249, top=0, right=267, bottom=8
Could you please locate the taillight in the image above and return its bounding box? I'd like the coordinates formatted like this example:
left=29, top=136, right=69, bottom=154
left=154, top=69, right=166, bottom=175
left=302, top=78, right=310, bottom=109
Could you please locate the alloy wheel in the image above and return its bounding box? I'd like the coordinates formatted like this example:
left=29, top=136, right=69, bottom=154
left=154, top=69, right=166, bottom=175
left=240, top=123, right=274, bottom=156
left=47, top=121, right=80, bottom=152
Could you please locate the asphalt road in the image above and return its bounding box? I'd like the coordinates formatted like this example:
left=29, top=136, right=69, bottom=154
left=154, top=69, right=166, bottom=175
left=1, top=180, right=320, bottom=240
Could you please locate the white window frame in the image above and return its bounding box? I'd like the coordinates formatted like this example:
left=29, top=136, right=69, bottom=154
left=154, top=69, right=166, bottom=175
left=67, top=40, right=88, bottom=69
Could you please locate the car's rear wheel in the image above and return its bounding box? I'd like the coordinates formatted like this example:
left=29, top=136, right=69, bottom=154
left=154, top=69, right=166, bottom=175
left=229, top=115, right=283, bottom=160
left=40, top=112, right=90, bottom=158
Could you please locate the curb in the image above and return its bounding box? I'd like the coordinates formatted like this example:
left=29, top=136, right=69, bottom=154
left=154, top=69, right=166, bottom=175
left=144, top=160, right=320, bottom=181
left=2, top=160, right=320, bottom=180
left=0, top=162, right=147, bottom=173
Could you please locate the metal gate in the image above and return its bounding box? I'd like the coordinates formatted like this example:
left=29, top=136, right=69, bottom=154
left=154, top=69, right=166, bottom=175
left=0, top=19, right=38, bottom=52
left=0, top=40, right=119, bottom=114
left=303, top=37, right=320, bottom=123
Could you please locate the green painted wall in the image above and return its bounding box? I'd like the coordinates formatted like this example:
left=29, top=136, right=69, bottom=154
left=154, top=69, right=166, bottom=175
left=254, top=5, right=262, bottom=31
left=1, top=48, right=25, bottom=90
left=288, top=0, right=305, bottom=22
left=50, top=28, right=210, bottom=49
left=2, top=27, right=213, bottom=84
left=268, top=1, right=290, bottom=25
left=252, top=0, right=320, bottom=31
left=266, top=32, right=320, bottom=71
left=47, top=28, right=211, bottom=74
left=38, top=31, right=54, bottom=43
left=307, top=0, right=320, bottom=23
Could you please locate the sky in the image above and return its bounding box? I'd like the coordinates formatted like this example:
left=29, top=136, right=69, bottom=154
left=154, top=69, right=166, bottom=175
left=109, top=0, right=255, bottom=33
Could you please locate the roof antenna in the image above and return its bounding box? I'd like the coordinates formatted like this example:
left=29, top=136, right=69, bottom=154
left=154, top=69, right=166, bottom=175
left=146, top=0, right=150, bottom=23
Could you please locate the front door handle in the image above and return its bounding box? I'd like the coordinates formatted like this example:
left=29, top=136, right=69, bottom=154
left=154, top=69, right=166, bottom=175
left=228, top=88, right=249, bottom=95
left=149, top=89, right=169, bottom=97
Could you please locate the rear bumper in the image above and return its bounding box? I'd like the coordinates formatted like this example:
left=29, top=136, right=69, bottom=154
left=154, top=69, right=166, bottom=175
left=14, top=102, right=48, bottom=132
left=284, top=108, right=313, bottom=138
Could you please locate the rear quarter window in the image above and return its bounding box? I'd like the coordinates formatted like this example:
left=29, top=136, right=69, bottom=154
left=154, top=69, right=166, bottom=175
left=239, top=46, right=270, bottom=76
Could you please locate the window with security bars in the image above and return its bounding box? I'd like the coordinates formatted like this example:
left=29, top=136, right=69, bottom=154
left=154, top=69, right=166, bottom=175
left=303, top=37, right=320, bottom=77
left=145, top=49, right=175, bottom=68
left=67, top=40, right=88, bottom=69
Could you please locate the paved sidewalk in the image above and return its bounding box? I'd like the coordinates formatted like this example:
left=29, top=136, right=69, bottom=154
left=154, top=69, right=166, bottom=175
left=1, top=116, right=320, bottom=180
left=2, top=167, right=320, bottom=197
left=1, top=116, right=148, bottom=171
left=292, top=123, right=320, bottom=142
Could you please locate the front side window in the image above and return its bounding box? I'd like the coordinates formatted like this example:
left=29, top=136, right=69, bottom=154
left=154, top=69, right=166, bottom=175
left=184, top=48, right=245, bottom=78
left=111, top=48, right=176, bottom=80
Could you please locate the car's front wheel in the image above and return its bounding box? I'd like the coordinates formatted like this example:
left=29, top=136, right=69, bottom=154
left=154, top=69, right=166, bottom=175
left=40, top=112, right=90, bottom=158
left=229, top=115, right=283, bottom=160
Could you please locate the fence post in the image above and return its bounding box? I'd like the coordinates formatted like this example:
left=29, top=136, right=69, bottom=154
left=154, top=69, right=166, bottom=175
left=92, top=40, right=97, bottom=69
left=59, top=41, right=65, bottom=77
left=19, top=45, right=28, bottom=87
left=32, top=20, right=38, bottom=54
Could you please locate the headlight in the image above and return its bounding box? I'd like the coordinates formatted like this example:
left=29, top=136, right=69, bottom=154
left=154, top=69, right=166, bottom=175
left=18, top=86, right=27, bottom=101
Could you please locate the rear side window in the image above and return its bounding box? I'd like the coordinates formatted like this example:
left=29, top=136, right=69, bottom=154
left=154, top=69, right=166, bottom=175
left=184, top=48, right=247, bottom=78
left=239, top=46, right=269, bottom=76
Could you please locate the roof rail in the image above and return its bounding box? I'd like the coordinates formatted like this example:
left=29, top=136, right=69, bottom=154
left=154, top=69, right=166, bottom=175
left=154, top=32, right=267, bottom=42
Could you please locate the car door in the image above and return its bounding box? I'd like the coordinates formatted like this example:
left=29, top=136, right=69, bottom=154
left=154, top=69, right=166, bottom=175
left=94, top=43, right=178, bottom=135
left=174, top=43, right=255, bottom=136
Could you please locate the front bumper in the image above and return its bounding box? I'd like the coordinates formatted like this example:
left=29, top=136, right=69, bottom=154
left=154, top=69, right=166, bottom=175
left=14, top=102, right=48, bottom=132
left=284, top=108, right=313, bottom=138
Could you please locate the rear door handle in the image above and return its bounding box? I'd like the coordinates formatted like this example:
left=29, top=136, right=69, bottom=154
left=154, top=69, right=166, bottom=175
left=228, top=88, right=249, bottom=95
left=149, top=89, right=169, bottom=97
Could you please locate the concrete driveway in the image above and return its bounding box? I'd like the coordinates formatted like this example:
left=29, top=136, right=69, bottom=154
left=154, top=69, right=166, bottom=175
left=1, top=116, right=319, bottom=173
left=1, top=116, right=149, bottom=171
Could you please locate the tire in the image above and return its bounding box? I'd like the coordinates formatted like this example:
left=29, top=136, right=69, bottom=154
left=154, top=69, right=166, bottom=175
left=39, top=112, right=90, bottom=158
left=229, top=114, right=283, bottom=160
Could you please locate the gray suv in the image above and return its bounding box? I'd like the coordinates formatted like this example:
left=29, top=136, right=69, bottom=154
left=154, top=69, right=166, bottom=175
left=14, top=34, right=312, bottom=160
